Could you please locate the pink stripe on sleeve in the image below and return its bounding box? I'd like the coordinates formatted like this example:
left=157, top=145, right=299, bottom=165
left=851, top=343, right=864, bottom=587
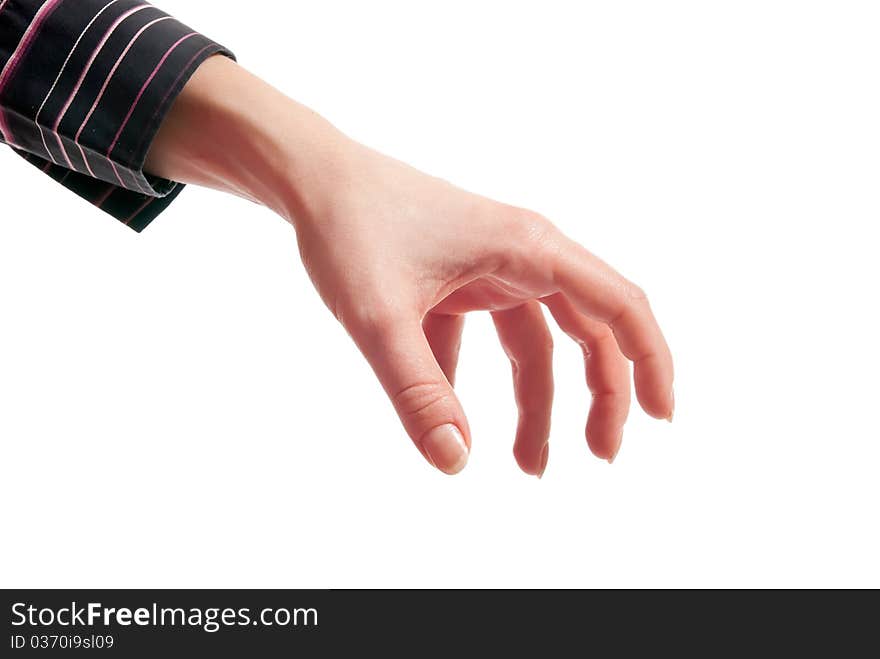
left=73, top=15, right=173, bottom=180
left=0, top=0, right=66, bottom=144
left=35, top=0, right=123, bottom=163
left=123, top=193, right=157, bottom=225
left=107, top=31, right=198, bottom=157
left=74, top=15, right=173, bottom=145
left=129, top=42, right=216, bottom=160
left=94, top=183, right=115, bottom=208
left=52, top=3, right=150, bottom=167
left=77, top=141, right=97, bottom=177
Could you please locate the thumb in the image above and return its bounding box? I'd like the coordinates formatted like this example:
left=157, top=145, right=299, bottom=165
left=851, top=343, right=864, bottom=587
left=350, top=312, right=471, bottom=475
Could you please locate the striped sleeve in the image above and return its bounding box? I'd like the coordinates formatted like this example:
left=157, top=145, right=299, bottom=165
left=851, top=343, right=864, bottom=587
left=0, top=0, right=234, bottom=232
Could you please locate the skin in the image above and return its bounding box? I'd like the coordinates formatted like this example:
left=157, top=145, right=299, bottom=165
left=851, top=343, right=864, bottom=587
left=145, top=56, right=674, bottom=477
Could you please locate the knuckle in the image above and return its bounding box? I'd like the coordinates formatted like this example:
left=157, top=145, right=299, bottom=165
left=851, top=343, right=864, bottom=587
left=492, top=206, right=562, bottom=275
left=612, top=281, right=650, bottom=323
left=489, top=205, right=553, bottom=245
left=626, top=281, right=648, bottom=302
left=510, top=208, right=557, bottom=248
left=392, top=381, right=453, bottom=421
left=584, top=325, right=617, bottom=352
left=594, top=325, right=617, bottom=345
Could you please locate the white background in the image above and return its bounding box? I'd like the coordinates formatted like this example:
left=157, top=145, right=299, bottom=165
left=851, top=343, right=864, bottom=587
left=1, top=0, right=878, bottom=588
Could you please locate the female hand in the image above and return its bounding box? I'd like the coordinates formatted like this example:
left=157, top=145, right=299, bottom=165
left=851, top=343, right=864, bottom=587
left=147, top=56, right=674, bottom=476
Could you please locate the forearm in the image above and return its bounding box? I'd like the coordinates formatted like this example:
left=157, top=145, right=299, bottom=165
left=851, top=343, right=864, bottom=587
left=144, top=55, right=347, bottom=227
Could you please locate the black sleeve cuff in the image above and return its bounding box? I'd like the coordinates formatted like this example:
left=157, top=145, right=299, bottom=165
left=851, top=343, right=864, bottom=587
left=0, top=0, right=235, bottom=231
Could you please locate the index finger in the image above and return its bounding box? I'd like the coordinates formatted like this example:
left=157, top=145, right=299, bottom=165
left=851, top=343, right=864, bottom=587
left=550, top=234, right=674, bottom=420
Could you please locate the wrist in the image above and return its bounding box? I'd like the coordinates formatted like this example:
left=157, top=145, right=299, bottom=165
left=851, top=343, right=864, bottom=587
left=146, top=56, right=350, bottom=227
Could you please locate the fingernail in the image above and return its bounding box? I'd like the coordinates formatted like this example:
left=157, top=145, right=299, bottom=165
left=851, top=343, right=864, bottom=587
left=537, top=444, right=549, bottom=479
left=421, top=424, right=469, bottom=475
left=666, top=390, right=675, bottom=423
left=607, top=432, right=623, bottom=464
